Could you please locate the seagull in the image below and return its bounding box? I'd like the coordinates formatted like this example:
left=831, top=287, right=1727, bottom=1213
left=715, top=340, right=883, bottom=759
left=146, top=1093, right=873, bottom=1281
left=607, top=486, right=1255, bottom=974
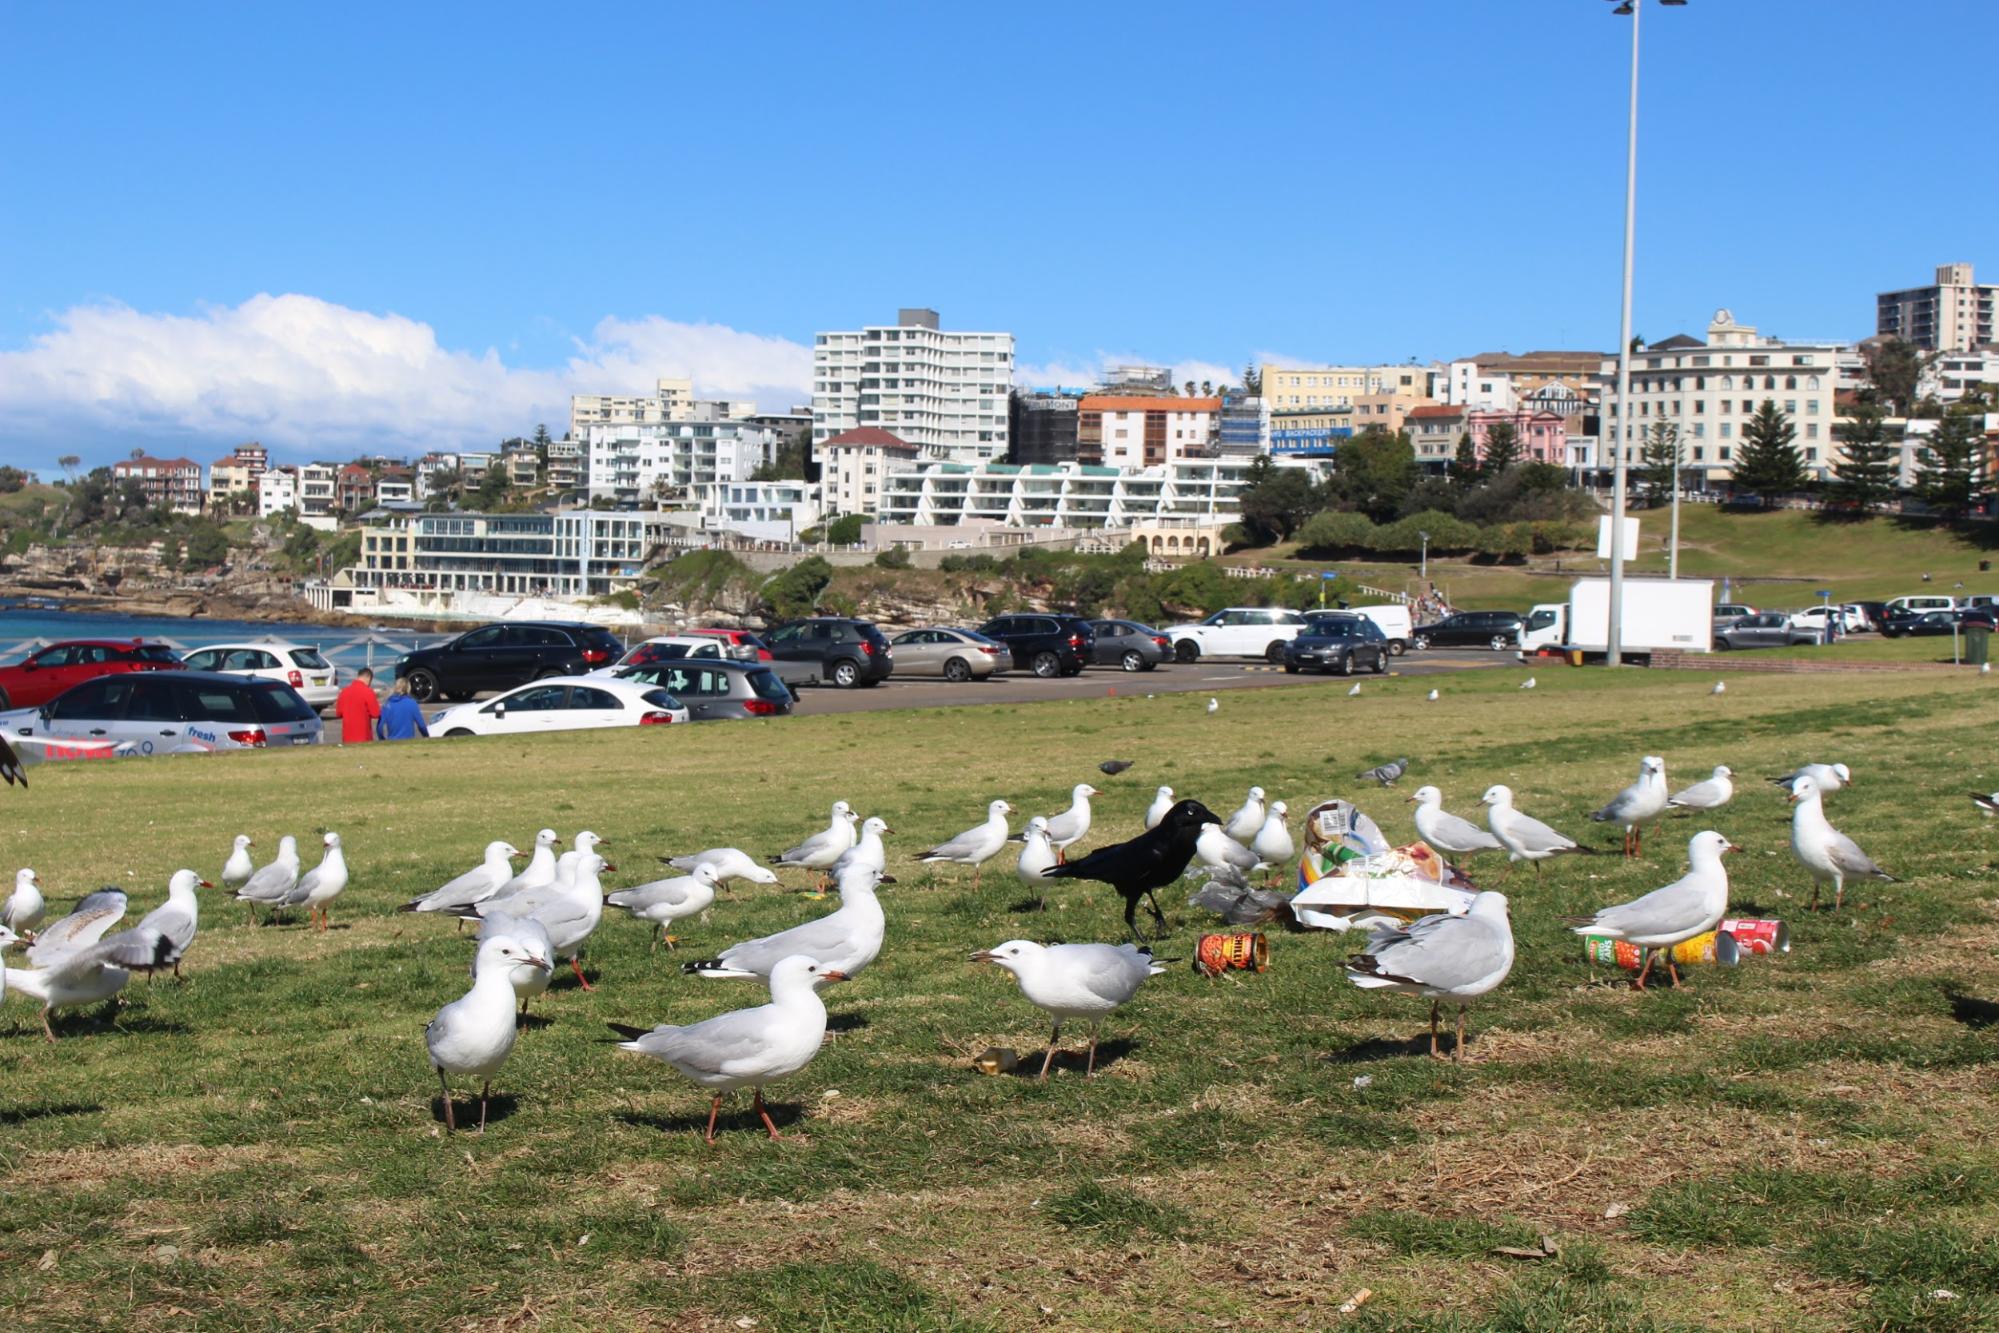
left=1143, top=786, right=1175, bottom=830
left=1482, top=786, right=1586, bottom=879
left=1771, top=763, right=1851, bottom=795
left=3, top=869, right=44, bottom=939
left=1016, top=817, right=1059, bottom=908
left=1972, top=792, right=1999, bottom=818
left=1194, top=822, right=1263, bottom=877
left=1250, top=802, right=1294, bottom=875
left=685, top=864, right=891, bottom=981
left=606, top=863, right=724, bottom=952
left=479, top=830, right=560, bottom=915
left=403, top=841, right=523, bottom=916
left=917, top=800, right=1012, bottom=890
left=1520, top=677, right=1537, bottom=690
left=477, top=911, right=555, bottom=1018
left=287, top=831, right=349, bottom=931
left=611, top=954, right=847, bottom=1144
left=1347, top=683, right=1361, bottom=697
left=135, top=870, right=212, bottom=979
left=1046, top=798, right=1224, bottom=941
left=1356, top=758, right=1410, bottom=787
left=1346, top=891, right=1515, bottom=1061
left=6, top=890, right=174, bottom=1041
left=426, top=933, right=549, bottom=1132
left=1207, top=697, right=1219, bottom=715
left=1591, top=756, right=1669, bottom=857
left=1668, top=765, right=1735, bottom=813
left=221, top=836, right=255, bottom=890
left=1566, top=831, right=1739, bottom=990
left=235, top=835, right=301, bottom=923
left=830, top=817, right=892, bottom=879
left=1408, top=786, right=1504, bottom=858
left=663, top=847, right=780, bottom=886
left=1984, top=663, right=1993, bottom=677
left=1711, top=681, right=1726, bottom=696
left=454, top=851, right=613, bottom=990
left=771, top=801, right=858, bottom=887
left=1789, top=775, right=1895, bottom=911
left=1427, top=689, right=1440, bottom=702
left=1223, top=786, right=1266, bottom=842
left=1036, top=784, right=1098, bottom=862
left=1098, top=760, right=1135, bottom=776
left=972, top=939, right=1165, bottom=1079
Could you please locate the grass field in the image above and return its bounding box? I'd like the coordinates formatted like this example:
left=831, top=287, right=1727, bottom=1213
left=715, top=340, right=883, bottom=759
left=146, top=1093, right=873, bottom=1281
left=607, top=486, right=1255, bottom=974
left=4, top=667, right=1999, bottom=1330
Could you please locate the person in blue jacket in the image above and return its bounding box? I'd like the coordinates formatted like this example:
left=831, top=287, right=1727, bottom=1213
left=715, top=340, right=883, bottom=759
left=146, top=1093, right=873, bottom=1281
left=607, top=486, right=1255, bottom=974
left=377, top=676, right=431, bottom=740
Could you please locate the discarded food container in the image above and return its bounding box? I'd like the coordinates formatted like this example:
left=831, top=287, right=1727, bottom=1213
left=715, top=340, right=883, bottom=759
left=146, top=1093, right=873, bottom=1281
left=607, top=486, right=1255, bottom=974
left=1195, top=932, right=1269, bottom=977
left=1583, top=930, right=1740, bottom=969
left=1291, top=806, right=1477, bottom=932
left=1718, top=917, right=1789, bottom=955
left=973, top=1047, right=1018, bottom=1076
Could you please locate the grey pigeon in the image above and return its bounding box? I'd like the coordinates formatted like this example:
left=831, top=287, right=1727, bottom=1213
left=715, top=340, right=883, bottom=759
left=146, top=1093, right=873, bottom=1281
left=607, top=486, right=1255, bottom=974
left=1187, top=874, right=1293, bottom=927
left=1098, top=760, right=1135, bottom=776
left=1356, top=758, right=1410, bottom=787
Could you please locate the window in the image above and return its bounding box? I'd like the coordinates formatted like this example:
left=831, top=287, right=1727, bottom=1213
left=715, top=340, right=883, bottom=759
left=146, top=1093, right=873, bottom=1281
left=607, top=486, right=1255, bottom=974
left=1806, top=424, right=1819, bottom=440
left=126, top=679, right=186, bottom=723
left=565, top=687, right=621, bottom=711
left=458, top=626, right=504, bottom=650
left=1692, top=446, right=1706, bottom=460
left=1720, top=447, right=1732, bottom=461
left=495, top=685, right=565, bottom=713
left=1721, top=423, right=1733, bottom=439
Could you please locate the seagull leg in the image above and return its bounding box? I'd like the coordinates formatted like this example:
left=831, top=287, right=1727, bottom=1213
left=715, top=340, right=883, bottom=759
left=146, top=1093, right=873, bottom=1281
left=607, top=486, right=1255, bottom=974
left=753, top=1088, right=782, bottom=1141
left=1809, top=882, right=1821, bottom=912
left=649, top=925, right=661, bottom=955
left=1039, top=1022, right=1063, bottom=1080
left=438, top=1068, right=455, bottom=1132
left=1428, top=1000, right=1440, bottom=1058
left=479, top=1080, right=491, bottom=1133
left=1631, top=949, right=1655, bottom=992
left=971, top=864, right=982, bottom=893
left=1455, top=1005, right=1468, bottom=1062
left=41, top=1006, right=57, bottom=1043
left=662, top=934, right=679, bottom=951
left=1834, top=876, right=1845, bottom=912
left=1667, top=956, right=1683, bottom=989
left=1086, top=1022, right=1103, bottom=1077
left=568, top=955, right=595, bottom=991
left=704, top=1094, right=723, bottom=1144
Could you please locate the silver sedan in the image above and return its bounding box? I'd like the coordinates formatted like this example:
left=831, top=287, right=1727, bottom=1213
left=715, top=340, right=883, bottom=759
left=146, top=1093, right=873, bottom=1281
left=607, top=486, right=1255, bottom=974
left=887, top=628, right=1006, bottom=681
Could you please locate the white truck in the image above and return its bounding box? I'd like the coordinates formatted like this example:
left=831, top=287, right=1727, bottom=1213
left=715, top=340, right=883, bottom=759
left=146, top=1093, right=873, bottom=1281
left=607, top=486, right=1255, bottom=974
left=1352, top=604, right=1413, bottom=656
left=1519, top=577, right=1714, bottom=661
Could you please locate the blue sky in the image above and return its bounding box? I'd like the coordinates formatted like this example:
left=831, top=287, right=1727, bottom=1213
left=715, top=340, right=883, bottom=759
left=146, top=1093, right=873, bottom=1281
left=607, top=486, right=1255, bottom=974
left=2, top=0, right=1993, bottom=466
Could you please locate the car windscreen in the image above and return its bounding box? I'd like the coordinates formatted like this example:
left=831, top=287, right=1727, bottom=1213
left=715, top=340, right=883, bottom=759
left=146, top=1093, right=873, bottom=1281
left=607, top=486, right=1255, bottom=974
left=133, top=644, right=181, bottom=663
left=249, top=683, right=318, bottom=723
left=291, top=649, right=331, bottom=670
left=639, top=687, right=683, bottom=712
left=746, top=669, right=791, bottom=702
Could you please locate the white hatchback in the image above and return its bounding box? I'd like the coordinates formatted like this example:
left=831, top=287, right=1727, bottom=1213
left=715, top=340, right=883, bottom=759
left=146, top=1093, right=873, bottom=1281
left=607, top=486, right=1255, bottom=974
left=1164, top=607, right=1312, bottom=663
left=428, top=675, right=689, bottom=738
left=180, top=641, right=341, bottom=708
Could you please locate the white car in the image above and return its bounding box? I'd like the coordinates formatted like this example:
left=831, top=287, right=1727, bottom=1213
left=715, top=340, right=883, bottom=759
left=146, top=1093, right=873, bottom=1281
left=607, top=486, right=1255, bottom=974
left=179, top=641, right=341, bottom=708
left=1787, top=606, right=1853, bottom=635
left=428, top=675, right=689, bottom=738
left=1164, top=607, right=1312, bottom=663
left=613, top=635, right=733, bottom=668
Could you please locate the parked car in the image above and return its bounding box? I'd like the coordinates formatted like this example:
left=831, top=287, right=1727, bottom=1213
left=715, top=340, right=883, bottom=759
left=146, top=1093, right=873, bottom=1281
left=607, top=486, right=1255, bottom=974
left=1163, top=607, right=1311, bottom=663
left=1086, top=619, right=1171, bottom=672
left=679, top=628, right=774, bottom=661
left=1847, top=600, right=1889, bottom=631
left=0, top=671, right=324, bottom=754
left=1284, top=614, right=1390, bottom=676
left=888, top=627, right=1006, bottom=681
left=1714, top=613, right=1823, bottom=650
left=612, top=660, right=795, bottom=720
left=1960, top=607, right=1998, bottom=629
left=428, top=676, right=688, bottom=737
left=180, top=640, right=340, bottom=708
left=616, top=635, right=728, bottom=668
left=1713, top=603, right=1758, bottom=622
left=1882, top=609, right=1977, bottom=638
left=975, top=614, right=1097, bottom=678
left=0, top=639, right=181, bottom=711
left=1839, top=603, right=1877, bottom=632
left=1885, top=595, right=1958, bottom=615
left=763, top=617, right=895, bottom=688
left=1786, top=606, right=1851, bottom=637
left=1411, top=610, right=1527, bottom=651
left=395, top=622, right=625, bottom=702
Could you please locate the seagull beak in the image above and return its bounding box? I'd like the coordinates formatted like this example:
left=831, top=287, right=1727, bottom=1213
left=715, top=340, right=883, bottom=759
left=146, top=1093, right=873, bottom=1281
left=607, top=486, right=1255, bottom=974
left=1404, top=793, right=1418, bottom=804
left=969, top=950, right=997, bottom=964
left=821, top=969, right=850, bottom=983
left=602, top=862, right=617, bottom=873
left=883, top=826, right=896, bottom=835
left=526, top=954, right=552, bottom=972
left=1724, top=843, right=1743, bottom=854
left=878, top=873, right=897, bottom=885
left=198, top=879, right=214, bottom=888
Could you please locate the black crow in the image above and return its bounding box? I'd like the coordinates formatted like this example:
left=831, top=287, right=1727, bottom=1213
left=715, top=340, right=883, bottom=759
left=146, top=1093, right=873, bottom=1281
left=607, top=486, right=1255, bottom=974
left=1045, top=799, right=1220, bottom=941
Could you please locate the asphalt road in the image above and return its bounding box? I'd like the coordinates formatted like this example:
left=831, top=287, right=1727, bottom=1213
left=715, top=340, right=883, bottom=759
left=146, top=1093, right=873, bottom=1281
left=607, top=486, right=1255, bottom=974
left=789, top=647, right=1513, bottom=716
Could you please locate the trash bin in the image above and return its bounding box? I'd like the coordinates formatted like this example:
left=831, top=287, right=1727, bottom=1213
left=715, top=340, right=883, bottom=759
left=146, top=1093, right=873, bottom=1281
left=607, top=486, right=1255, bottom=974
left=1968, top=623, right=1991, bottom=666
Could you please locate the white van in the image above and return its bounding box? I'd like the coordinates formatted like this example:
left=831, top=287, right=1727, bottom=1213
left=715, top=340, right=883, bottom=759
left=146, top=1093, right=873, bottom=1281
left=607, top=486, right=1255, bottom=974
left=1352, top=604, right=1413, bottom=656
left=1886, top=595, right=1957, bottom=614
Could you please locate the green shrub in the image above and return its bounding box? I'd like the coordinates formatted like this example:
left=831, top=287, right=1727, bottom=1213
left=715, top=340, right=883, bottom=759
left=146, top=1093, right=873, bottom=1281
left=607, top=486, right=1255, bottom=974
left=872, top=545, right=911, bottom=570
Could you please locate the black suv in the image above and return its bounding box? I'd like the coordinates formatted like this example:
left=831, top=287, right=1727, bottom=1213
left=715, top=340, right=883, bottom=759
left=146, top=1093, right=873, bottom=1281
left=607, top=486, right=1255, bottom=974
left=395, top=622, right=625, bottom=701
left=1412, top=610, right=1526, bottom=651
left=975, top=614, right=1096, bottom=678
left=1285, top=614, right=1389, bottom=676
left=764, top=618, right=894, bottom=688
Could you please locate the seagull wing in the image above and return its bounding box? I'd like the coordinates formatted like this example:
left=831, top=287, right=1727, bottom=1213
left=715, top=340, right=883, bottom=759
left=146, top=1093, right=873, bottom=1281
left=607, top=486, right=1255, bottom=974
left=1826, top=830, right=1893, bottom=881
left=1349, top=913, right=1505, bottom=991
left=1433, top=810, right=1503, bottom=850
left=136, top=900, right=197, bottom=954
left=26, top=890, right=130, bottom=967
left=639, top=1003, right=789, bottom=1077
left=1667, top=779, right=1723, bottom=809
left=47, top=926, right=173, bottom=982
left=1505, top=811, right=1577, bottom=853
left=1575, top=878, right=1712, bottom=940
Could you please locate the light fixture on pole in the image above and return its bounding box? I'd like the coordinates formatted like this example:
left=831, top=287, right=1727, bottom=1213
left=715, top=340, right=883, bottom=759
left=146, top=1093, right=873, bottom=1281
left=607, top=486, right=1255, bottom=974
left=1419, top=529, right=1431, bottom=581
left=1604, top=0, right=1686, bottom=666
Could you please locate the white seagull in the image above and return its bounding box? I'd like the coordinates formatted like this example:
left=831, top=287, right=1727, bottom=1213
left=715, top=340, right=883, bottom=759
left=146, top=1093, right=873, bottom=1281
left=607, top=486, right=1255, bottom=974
left=403, top=840, right=523, bottom=916
left=917, top=799, right=1012, bottom=890
left=1590, top=755, right=1669, bottom=857
left=1408, top=786, right=1504, bottom=858
left=1520, top=677, right=1537, bottom=690
left=1566, top=830, right=1739, bottom=989
left=686, top=863, right=890, bottom=981
left=1345, top=891, right=1516, bottom=1060
left=235, top=835, right=301, bottom=922
left=1771, top=762, right=1851, bottom=794
left=1143, top=786, right=1176, bottom=830
left=612, top=953, right=846, bottom=1143
left=1195, top=822, right=1263, bottom=877
left=1036, top=784, right=1098, bottom=863
left=1789, top=775, right=1895, bottom=911
left=1482, top=785, right=1584, bottom=879
left=287, top=831, right=349, bottom=930
left=488, top=829, right=560, bottom=904
left=1224, top=786, right=1267, bottom=843
left=1016, top=816, right=1059, bottom=907
left=972, top=939, right=1165, bottom=1078
left=1667, top=765, right=1735, bottom=813
left=1207, top=697, right=1219, bottom=715
left=664, top=847, right=780, bottom=886
left=1710, top=681, right=1726, bottom=696
left=221, top=836, right=255, bottom=890
left=772, top=801, right=858, bottom=886
left=426, top=933, right=549, bottom=1132
left=476, top=911, right=556, bottom=1018
left=6, top=890, right=174, bottom=1041
left=135, top=869, right=213, bottom=980
left=3, top=869, right=45, bottom=939
left=606, top=862, right=725, bottom=952
left=1347, top=683, right=1362, bottom=697
left=456, top=851, right=613, bottom=990
left=1427, top=689, right=1440, bottom=702
left=829, top=816, right=892, bottom=879
left=1250, top=802, right=1295, bottom=875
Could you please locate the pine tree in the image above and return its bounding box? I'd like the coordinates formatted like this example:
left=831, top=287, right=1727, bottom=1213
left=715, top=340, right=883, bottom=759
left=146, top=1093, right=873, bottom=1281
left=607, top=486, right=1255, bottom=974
left=1915, top=411, right=1986, bottom=519
left=1638, top=422, right=1681, bottom=501
left=1241, top=363, right=1262, bottom=396
left=1827, top=404, right=1902, bottom=512
left=1449, top=431, right=1482, bottom=489
left=1730, top=400, right=1808, bottom=505
left=1480, top=422, right=1521, bottom=475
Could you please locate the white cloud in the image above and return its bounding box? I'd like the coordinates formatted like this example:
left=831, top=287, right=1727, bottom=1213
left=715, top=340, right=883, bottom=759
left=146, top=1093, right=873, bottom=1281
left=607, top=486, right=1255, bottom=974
left=0, top=293, right=814, bottom=465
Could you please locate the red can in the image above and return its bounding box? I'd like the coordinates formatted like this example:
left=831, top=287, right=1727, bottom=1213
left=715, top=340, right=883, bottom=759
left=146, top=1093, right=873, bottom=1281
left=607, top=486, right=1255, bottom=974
left=1195, top=932, right=1269, bottom=977
left=1719, top=918, right=1789, bottom=955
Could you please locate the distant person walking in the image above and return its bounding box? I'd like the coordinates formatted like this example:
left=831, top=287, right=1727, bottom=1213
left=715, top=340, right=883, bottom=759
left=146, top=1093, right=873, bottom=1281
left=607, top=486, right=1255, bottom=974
left=378, top=677, right=430, bottom=741
left=335, top=667, right=381, bottom=745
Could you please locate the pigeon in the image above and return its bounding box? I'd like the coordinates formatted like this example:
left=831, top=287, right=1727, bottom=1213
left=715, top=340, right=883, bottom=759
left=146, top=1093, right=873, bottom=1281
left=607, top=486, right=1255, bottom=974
left=1590, top=756, right=1669, bottom=857
left=771, top=802, right=858, bottom=887
left=221, top=836, right=255, bottom=890
left=1789, top=775, right=1894, bottom=911
left=1356, top=758, right=1410, bottom=787
left=1520, top=677, right=1537, bottom=690
left=1482, top=785, right=1587, bottom=879
left=1046, top=799, right=1224, bottom=941
left=1566, top=831, right=1739, bottom=989
left=1711, top=681, right=1726, bottom=695
left=1223, top=787, right=1267, bottom=842
left=426, top=933, right=549, bottom=1131
left=1250, top=802, right=1295, bottom=873
left=1973, top=792, right=1999, bottom=818
left=663, top=847, right=780, bottom=886
left=3, top=869, right=45, bottom=939
left=1347, top=683, right=1361, bottom=697
left=1016, top=817, right=1058, bottom=908
left=606, top=863, right=725, bottom=952
left=1427, top=689, right=1440, bottom=702
left=1346, top=892, right=1515, bottom=1061
left=1194, top=822, right=1263, bottom=877
left=1771, top=763, right=1851, bottom=795
left=1143, top=786, right=1175, bottom=830
left=1207, top=697, right=1219, bottom=715
left=971, top=940, right=1165, bottom=1079
left=916, top=800, right=1013, bottom=891
left=1408, top=786, right=1504, bottom=858
left=1098, top=760, right=1135, bottom=776
left=1667, top=765, right=1734, bottom=813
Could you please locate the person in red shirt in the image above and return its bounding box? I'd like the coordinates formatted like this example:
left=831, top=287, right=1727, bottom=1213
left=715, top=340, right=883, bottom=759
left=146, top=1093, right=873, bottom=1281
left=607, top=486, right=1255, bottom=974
left=335, top=668, right=382, bottom=745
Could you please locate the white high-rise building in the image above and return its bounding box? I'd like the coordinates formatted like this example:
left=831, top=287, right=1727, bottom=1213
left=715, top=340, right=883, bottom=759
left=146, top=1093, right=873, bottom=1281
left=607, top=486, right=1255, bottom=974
left=583, top=412, right=779, bottom=508
left=811, top=308, right=1014, bottom=464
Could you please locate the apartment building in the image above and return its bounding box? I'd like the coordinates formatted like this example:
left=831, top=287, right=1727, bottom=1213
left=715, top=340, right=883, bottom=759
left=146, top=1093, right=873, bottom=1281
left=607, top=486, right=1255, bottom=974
left=1008, top=390, right=1084, bottom=465
left=811, top=308, right=1013, bottom=463
left=546, top=438, right=584, bottom=491
left=688, top=480, right=823, bottom=543
left=348, top=510, right=670, bottom=598
left=503, top=446, right=541, bottom=488
left=337, top=464, right=376, bottom=512
left=1406, top=405, right=1466, bottom=470
left=582, top=415, right=779, bottom=507
left=1599, top=309, right=1845, bottom=488
left=258, top=466, right=297, bottom=517
left=1076, top=395, right=1218, bottom=468
left=298, top=464, right=340, bottom=521
left=1877, top=263, right=1998, bottom=352
left=1928, top=350, right=1999, bottom=402
left=823, top=426, right=921, bottom=518
left=569, top=377, right=698, bottom=439
left=1217, top=390, right=1265, bottom=455
left=875, top=457, right=1272, bottom=530
left=112, top=456, right=203, bottom=514
left=1268, top=405, right=1352, bottom=457
left=206, top=443, right=268, bottom=510
left=1452, top=351, right=1604, bottom=398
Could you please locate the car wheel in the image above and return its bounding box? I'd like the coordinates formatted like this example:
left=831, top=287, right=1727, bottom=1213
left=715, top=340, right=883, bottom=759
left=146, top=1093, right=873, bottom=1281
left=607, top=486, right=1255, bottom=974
left=445, top=728, right=474, bottom=738
left=1120, top=650, right=1144, bottom=672
left=943, top=657, right=972, bottom=682
left=536, top=667, right=566, bottom=680
left=1140, top=660, right=1159, bottom=671
left=1174, top=640, right=1199, bottom=663
left=1713, top=638, right=1732, bottom=651
left=1490, top=635, right=1513, bottom=652
left=830, top=659, right=861, bottom=688
left=1412, top=636, right=1430, bottom=652
left=1265, top=641, right=1287, bottom=664
left=1283, top=662, right=1300, bottom=674
left=1032, top=651, right=1061, bottom=678
left=1387, top=640, right=1407, bottom=657
left=1340, top=653, right=1355, bottom=676
left=1370, top=653, right=1387, bottom=674
left=405, top=669, right=439, bottom=702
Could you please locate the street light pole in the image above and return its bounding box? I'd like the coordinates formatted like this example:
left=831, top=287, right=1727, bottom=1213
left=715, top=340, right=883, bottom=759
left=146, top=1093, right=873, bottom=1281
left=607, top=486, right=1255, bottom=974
left=1419, top=530, right=1430, bottom=582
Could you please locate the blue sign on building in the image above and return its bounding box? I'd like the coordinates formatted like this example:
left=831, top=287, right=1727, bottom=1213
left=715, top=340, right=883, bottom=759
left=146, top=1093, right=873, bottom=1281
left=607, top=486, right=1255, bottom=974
left=1269, top=427, right=1351, bottom=457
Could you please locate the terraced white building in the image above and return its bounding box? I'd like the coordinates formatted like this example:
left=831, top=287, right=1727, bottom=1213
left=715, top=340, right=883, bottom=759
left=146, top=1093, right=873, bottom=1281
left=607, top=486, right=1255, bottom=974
left=875, top=457, right=1281, bottom=529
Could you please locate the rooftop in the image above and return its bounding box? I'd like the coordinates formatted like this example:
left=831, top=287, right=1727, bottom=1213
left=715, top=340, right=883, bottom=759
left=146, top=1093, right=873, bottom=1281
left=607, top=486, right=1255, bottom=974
left=822, top=426, right=918, bottom=452
left=1078, top=395, right=1223, bottom=412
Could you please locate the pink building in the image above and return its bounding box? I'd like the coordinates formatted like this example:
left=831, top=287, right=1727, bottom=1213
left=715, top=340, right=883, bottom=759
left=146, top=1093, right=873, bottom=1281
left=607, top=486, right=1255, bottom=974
left=1465, top=409, right=1567, bottom=465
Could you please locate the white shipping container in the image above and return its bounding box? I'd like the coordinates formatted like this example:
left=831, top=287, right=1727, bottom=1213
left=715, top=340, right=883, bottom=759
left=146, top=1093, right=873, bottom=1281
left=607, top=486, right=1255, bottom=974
left=1567, top=577, right=1714, bottom=654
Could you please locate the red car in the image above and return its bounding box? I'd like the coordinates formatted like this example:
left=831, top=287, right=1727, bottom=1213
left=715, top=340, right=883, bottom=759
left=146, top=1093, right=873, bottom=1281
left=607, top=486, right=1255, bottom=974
left=0, top=639, right=182, bottom=711
left=681, top=628, right=773, bottom=661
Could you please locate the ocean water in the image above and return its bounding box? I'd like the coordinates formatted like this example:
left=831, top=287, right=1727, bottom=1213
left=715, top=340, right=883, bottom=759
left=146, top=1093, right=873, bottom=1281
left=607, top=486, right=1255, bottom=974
left=0, top=605, right=448, bottom=678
